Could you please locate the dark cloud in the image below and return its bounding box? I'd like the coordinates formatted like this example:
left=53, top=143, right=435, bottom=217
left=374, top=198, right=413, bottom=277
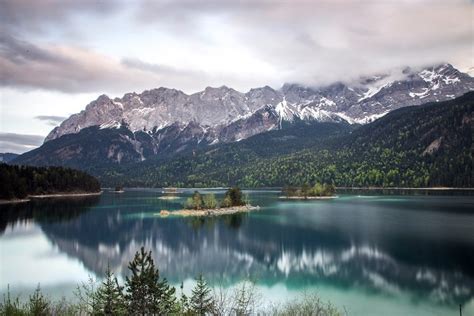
left=0, top=0, right=471, bottom=94
left=0, top=34, right=257, bottom=93
left=35, top=115, right=68, bottom=126
left=0, top=34, right=160, bottom=93
left=0, top=132, right=44, bottom=154
left=0, top=32, right=67, bottom=65
left=0, top=0, right=122, bottom=34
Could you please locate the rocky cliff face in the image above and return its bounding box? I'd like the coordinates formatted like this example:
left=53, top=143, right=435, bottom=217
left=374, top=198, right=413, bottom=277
left=15, top=63, right=472, bottom=168
left=45, top=63, right=473, bottom=145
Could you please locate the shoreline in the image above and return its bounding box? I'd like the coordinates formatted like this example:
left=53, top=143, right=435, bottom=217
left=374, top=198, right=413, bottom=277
left=0, top=191, right=102, bottom=204
left=156, top=205, right=260, bottom=217
left=336, top=187, right=474, bottom=191
left=0, top=198, right=30, bottom=205
left=279, top=196, right=337, bottom=200
left=29, top=191, right=103, bottom=199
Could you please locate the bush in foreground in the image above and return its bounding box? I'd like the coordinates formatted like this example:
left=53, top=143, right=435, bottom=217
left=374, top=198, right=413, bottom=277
left=1, top=247, right=342, bottom=316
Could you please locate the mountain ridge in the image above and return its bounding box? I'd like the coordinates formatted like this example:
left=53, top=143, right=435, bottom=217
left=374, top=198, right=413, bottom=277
left=45, top=63, right=474, bottom=146
left=14, top=92, right=473, bottom=188
left=95, top=91, right=473, bottom=188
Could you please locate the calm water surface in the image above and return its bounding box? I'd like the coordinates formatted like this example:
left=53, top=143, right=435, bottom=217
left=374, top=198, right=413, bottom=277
left=1, top=189, right=473, bottom=315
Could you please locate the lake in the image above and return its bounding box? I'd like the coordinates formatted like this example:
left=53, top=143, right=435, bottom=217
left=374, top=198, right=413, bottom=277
left=1, top=189, right=473, bottom=315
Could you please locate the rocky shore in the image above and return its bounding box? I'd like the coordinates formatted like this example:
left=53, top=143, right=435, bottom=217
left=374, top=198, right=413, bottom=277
left=156, top=205, right=260, bottom=217
left=279, top=196, right=337, bottom=200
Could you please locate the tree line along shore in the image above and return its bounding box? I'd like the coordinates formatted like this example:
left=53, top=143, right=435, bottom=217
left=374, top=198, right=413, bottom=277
left=0, top=164, right=101, bottom=202
left=281, top=183, right=336, bottom=199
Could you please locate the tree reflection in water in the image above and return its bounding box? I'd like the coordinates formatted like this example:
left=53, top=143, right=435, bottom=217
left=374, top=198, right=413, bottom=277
left=1, top=190, right=473, bottom=309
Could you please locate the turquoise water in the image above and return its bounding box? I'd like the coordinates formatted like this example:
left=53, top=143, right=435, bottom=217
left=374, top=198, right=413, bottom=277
left=1, top=189, right=473, bottom=315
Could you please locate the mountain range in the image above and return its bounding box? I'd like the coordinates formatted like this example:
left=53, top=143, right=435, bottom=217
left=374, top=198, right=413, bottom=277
left=0, top=153, right=19, bottom=163
left=12, top=63, right=474, bottom=187
left=92, top=92, right=472, bottom=188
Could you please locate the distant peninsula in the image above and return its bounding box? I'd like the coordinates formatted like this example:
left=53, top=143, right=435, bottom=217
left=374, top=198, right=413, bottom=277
left=0, top=163, right=101, bottom=203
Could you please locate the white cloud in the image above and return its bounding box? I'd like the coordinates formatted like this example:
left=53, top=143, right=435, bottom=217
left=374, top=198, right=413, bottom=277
left=0, top=0, right=472, bottom=147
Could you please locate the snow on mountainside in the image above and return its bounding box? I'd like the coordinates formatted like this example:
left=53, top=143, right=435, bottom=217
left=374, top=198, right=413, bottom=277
left=45, top=63, right=473, bottom=146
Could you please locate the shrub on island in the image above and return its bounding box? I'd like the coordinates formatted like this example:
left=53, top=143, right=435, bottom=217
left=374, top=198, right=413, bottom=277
left=184, top=187, right=247, bottom=210
left=185, top=191, right=218, bottom=210
left=282, top=183, right=336, bottom=198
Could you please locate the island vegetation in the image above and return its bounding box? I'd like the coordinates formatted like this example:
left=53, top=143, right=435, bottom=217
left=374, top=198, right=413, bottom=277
left=159, top=187, right=257, bottom=217
left=0, top=164, right=101, bottom=201
left=114, top=186, right=124, bottom=193
left=282, top=183, right=336, bottom=199
left=184, top=187, right=247, bottom=210
left=0, top=247, right=342, bottom=315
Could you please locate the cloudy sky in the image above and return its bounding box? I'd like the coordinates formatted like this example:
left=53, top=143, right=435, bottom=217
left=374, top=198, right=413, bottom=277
left=0, top=0, right=473, bottom=153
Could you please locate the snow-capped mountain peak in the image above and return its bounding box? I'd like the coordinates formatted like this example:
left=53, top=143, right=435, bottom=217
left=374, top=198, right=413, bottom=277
left=45, top=63, right=473, bottom=145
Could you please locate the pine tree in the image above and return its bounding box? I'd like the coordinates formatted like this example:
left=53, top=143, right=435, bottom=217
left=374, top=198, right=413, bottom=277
left=221, top=187, right=244, bottom=207
left=28, top=285, right=50, bottom=316
left=1, top=285, right=23, bottom=315
left=95, top=266, right=126, bottom=315
left=153, top=276, right=177, bottom=314
left=125, top=247, right=177, bottom=315
left=190, top=274, right=214, bottom=315
left=178, top=282, right=190, bottom=314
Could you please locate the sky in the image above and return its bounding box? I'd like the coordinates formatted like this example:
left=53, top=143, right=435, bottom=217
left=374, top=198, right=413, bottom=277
left=0, top=0, right=473, bottom=153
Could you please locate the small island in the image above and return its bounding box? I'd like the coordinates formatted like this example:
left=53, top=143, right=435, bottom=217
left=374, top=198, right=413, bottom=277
left=157, top=187, right=260, bottom=217
left=113, top=186, right=124, bottom=193
left=280, top=183, right=337, bottom=200
left=0, top=163, right=102, bottom=204
left=158, top=187, right=180, bottom=200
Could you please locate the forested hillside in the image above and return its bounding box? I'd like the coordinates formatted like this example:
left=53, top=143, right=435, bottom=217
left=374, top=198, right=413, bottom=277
left=0, top=164, right=101, bottom=200
left=97, top=92, right=473, bottom=188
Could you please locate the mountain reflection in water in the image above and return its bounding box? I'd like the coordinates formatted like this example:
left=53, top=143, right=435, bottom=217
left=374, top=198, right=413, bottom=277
left=1, top=189, right=473, bottom=311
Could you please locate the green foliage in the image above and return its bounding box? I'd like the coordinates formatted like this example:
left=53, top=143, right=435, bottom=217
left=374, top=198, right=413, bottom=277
left=301, top=184, right=310, bottom=198
left=185, top=191, right=204, bottom=210
left=0, top=249, right=345, bottom=316
left=220, top=195, right=233, bottom=208
left=125, top=247, right=177, bottom=315
left=96, top=92, right=473, bottom=189
left=270, top=293, right=342, bottom=316
left=222, top=187, right=245, bottom=207
left=184, top=197, right=195, bottom=210
left=74, top=276, right=100, bottom=314
left=28, top=285, right=50, bottom=316
left=95, top=266, right=126, bottom=315
left=0, top=286, right=25, bottom=316
left=0, top=286, right=76, bottom=316
left=0, top=163, right=100, bottom=200
left=178, top=282, right=190, bottom=315
left=282, top=183, right=335, bottom=197
left=203, top=193, right=218, bottom=209
left=190, top=274, right=214, bottom=315
left=186, top=191, right=240, bottom=210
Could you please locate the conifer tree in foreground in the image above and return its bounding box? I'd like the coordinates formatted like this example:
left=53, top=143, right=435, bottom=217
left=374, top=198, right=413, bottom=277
left=190, top=274, right=214, bottom=315
left=125, top=247, right=177, bottom=315
left=179, top=282, right=190, bottom=315
left=28, top=285, right=50, bottom=315
left=95, top=265, right=126, bottom=315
